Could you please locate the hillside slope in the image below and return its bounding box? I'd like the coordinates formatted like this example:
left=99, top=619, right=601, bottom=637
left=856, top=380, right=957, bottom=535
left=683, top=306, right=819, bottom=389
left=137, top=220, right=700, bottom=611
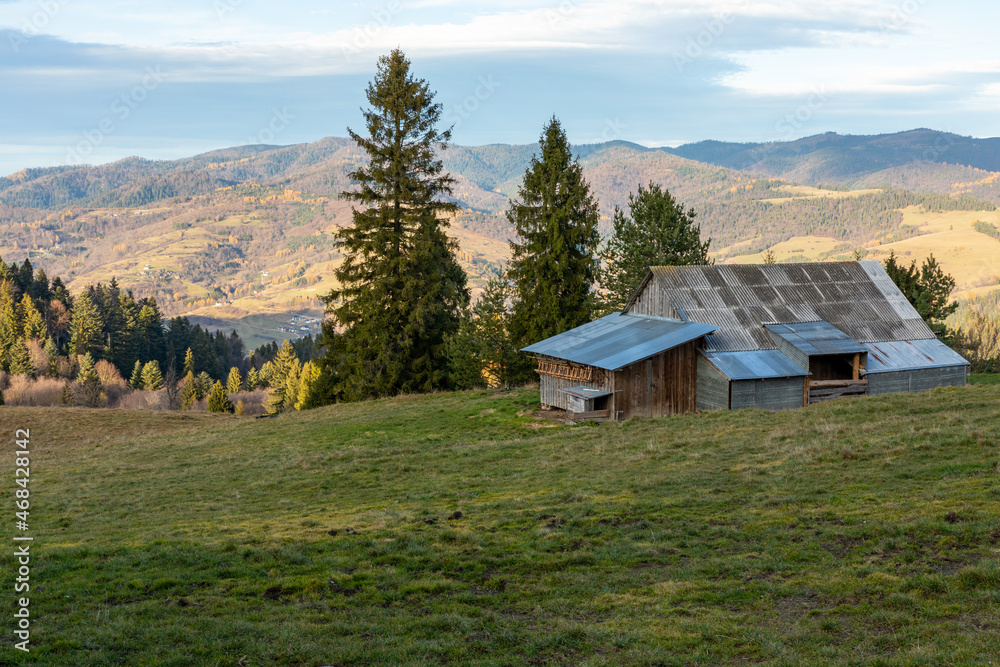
left=2, top=384, right=999, bottom=665
left=1, top=133, right=999, bottom=342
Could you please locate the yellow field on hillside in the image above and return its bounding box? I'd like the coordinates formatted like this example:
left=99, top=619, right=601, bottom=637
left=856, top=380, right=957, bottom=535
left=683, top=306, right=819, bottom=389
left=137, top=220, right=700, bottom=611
left=868, top=208, right=1000, bottom=291
left=721, top=235, right=847, bottom=264
left=759, top=185, right=884, bottom=204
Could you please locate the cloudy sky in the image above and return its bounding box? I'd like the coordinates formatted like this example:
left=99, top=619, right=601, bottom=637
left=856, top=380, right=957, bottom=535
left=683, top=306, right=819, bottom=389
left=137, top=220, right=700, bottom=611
left=1, top=0, right=997, bottom=175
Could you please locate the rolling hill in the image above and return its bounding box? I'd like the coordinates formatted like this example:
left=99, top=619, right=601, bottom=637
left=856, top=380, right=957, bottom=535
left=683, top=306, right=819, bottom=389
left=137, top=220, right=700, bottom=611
left=2, top=382, right=999, bottom=664
left=1, top=129, right=999, bottom=344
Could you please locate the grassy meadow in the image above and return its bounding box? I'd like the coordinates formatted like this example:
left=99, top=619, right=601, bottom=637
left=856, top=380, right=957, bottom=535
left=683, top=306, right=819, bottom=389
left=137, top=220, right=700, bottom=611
left=1, top=383, right=999, bottom=665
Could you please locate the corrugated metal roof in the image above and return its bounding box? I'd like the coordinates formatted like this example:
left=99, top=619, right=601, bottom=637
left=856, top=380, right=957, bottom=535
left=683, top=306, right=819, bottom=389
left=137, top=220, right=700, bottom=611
left=703, top=350, right=809, bottom=380
left=765, top=321, right=868, bottom=356
left=559, top=386, right=614, bottom=399
left=864, top=339, right=970, bottom=373
left=521, top=313, right=716, bottom=371
left=644, top=261, right=935, bottom=352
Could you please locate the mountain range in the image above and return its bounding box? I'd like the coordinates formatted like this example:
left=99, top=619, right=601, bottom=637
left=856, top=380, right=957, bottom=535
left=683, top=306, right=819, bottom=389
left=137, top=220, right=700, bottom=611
left=1, top=128, right=998, bottom=346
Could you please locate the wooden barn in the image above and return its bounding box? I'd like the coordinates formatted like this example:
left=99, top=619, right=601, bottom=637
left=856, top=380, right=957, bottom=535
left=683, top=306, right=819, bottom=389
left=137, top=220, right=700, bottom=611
left=522, top=312, right=715, bottom=421
left=523, top=261, right=969, bottom=419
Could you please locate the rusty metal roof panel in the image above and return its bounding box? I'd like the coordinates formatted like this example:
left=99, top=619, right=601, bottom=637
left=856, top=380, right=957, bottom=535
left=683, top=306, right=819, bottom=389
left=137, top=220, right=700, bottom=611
left=703, top=350, right=809, bottom=380
left=645, top=262, right=935, bottom=352
left=521, top=312, right=716, bottom=371
left=864, top=339, right=969, bottom=373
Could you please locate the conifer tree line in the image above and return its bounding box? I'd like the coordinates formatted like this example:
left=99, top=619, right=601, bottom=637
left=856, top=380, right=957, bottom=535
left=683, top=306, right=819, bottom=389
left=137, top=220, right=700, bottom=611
left=307, top=50, right=715, bottom=403
left=0, top=255, right=325, bottom=413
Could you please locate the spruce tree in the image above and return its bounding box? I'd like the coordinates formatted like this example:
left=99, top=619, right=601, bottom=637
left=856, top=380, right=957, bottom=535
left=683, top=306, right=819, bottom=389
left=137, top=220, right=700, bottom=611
left=136, top=300, right=166, bottom=366
left=207, top=380, right=235, bottom=413
left=69, top=291, right=104, bottom=358
left=447, top=271, right=526, bottom=389
left=507, top=117, right=600, bottom=348
left=599, top=182, right=711, bottom=313
left=76, top=353, right=98, bottom=384
left=8, top=339, right=34, bottom=377
left=20, top=293, right=46, bottom=341
left=264, top=341, right=299, bottom=414
left=141, top=360, right=163, bottom=391
left=226, top=366, right=243, bottom=394
left=317, top=48, right=468, bottom=402
left=0, top=282, right=18, bottom=368
left=195, top=371, right=213, bottom=399
left=129, top=360, right=143, bottom=389
left=76, top=353, right=102, bottom=406
left=884, top=251, right=957, bottom=333
left=180, top=371, right=198, bottom=409
left=183, top=347, right=195, bottom=376
left=43, top=338, right=58, bottom=376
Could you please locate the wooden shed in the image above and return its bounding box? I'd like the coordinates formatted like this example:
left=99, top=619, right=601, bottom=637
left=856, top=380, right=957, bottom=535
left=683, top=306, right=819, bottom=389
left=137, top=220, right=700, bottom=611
left=522, top=312, right=715, bottom=421
left=524, top=261, right=969, bottom=418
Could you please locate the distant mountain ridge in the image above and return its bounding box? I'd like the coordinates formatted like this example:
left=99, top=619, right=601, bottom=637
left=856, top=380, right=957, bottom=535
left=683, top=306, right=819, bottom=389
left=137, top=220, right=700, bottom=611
left=662, top=129, right=1000, bottom=184
left=1, top=128, right=998, bottom=337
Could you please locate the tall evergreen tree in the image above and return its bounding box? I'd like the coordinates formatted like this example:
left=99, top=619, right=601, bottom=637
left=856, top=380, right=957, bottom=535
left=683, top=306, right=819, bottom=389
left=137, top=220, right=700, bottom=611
left=599, top=182, right=712, bottom=313
left=447, top=271, right=526, bottom=389
left=43, top=338, right=59, bottom=376
left=136, top=300, right=166, bottom=365
left=129, top=360, right=144, bottom=389
left=265, top=341, right=300, bottom=414
left=17, top=259, right=33, bottom=294
left=180, top=371, right=198, bottom=409
left=117, top=290, right=142, bottom=374
left=0, top=282, right=18, bottom=369
left=884, top=251, right=958, bottom=332
left=507, top=117, right=600, bottom=348
left=76, top=353, right=102, bottom=407
left=69, top=291, right=104, bottom=358
left=316, top=48, right=468, bottom=403
left=32, top=268, right=50, bottom=303
left=8, top=339, right=34, bottom=377
left=183, top=347, right=196, bottom=376
left=20, top=293, right=47, bottom=341
left=50, top=276, right=72, bottom=309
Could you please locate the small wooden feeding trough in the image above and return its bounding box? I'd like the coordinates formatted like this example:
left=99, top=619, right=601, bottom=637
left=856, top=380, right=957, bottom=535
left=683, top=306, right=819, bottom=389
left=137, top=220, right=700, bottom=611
left=559, top=386, right=613, bottom=422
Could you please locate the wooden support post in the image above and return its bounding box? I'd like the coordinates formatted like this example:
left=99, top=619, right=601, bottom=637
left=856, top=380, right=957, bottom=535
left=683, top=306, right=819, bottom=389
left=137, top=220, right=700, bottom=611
left=852, top=354, right=860, bottom=381
left=803, top=377, right=809, bottom=407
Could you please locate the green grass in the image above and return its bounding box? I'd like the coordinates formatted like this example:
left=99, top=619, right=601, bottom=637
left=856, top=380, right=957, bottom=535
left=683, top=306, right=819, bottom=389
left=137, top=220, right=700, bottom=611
left=969, top=372, right=1000, bottom=385
left=2, top=384, right=999, bottom=665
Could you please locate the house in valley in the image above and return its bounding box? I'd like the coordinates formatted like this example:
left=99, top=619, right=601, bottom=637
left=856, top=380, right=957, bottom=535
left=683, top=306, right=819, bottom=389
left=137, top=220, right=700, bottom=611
left=523, top=261, right=969, bottom=420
